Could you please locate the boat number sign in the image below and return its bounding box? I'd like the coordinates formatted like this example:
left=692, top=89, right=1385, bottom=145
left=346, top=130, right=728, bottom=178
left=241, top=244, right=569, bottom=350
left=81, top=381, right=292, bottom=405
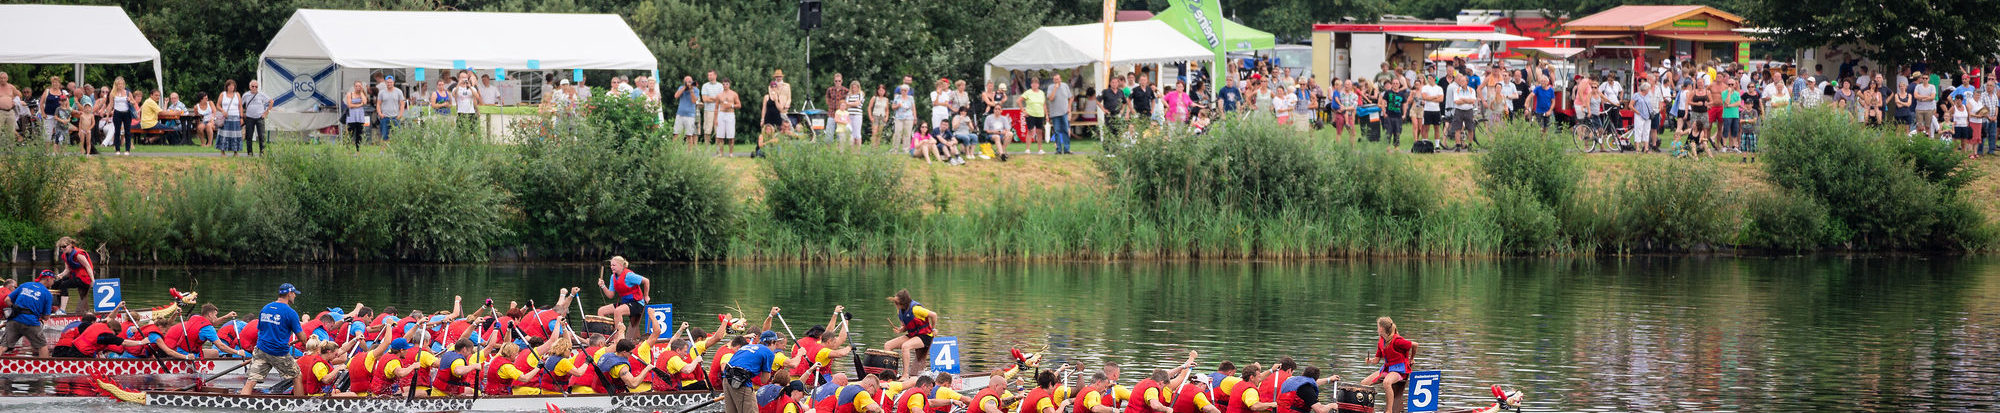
left=1407, top=370, right=1441, bottom=412
left=929, top=336, right=960, bottom=373
left=648, top=304, right=674, bottom=339
left=93, top=278, right=122, bottom=312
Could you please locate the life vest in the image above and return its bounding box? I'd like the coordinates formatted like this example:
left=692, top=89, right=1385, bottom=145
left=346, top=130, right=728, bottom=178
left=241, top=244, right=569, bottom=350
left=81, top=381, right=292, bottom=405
left=1171, top=382, right=1208, bottom=413
left=894, top=386, right=930, bottom=413
left=1257, top=371, right=1288, bottom=403
left=235, top=321, right=260, bottom=353
left=74, top=322, right=119, bottom=357
left=60, top=248, right=94, bottom=284
left=363, top=314, right=388, bottom=342
left=762, top=393, right=799, bottom=413
left=572, top=347, right=606, bottom=394
left=835, top=384, right=871, bottom=413
left=1221, top=380, right=1255, bottom=413
left=708, top=344, right=736, bottom=389
left=665, top=350, right=706, bottom=389
left=925, top=387, right=956, bottom=413
left=790, top=337, right=827, bottom=380
left=483, top=353, right=517, bottom=395
left=444, top=320, right=475, bottom=346
left=131, top=324, right=164, bottom=358
left=611, top=269, right=646, bottom=303
left=391, top=317, right=418, bottom=342
left=1275, top=376, right=1315, bottom=413
left=164, top=315, right=212, bottom=356
left=537, top=352, right=571, bottom=392
left=1127, top=379, right=1165, bottom=413
left=814, top=384, right=842, bottom=413
left=403, top=348, right=435, bottom=390
left=513, top=350, right=545, bottom=390
left=348, top=352, right=381, bottom=394
left=1208, top=374, right=1234, bottom=408
left=434, top=351, right=477, bottom=394
left=297, top=320, right=326, bottom=351
left=1018, top=387, right=1055, bottom=413
left=298, top=354, right=330, bottom=395
left=372, top=350, right=407, bottom=395
left=518, top=309, right=559, bottom=340
left=1074, top=386, right=1116, bottom=413
left=54, top=321, right=84, bottom=349
left=898, top=304, right=933, bottom=336
left=216, top=321, right=245, bottom=352
left=973, top=384, right=1005, bottom=413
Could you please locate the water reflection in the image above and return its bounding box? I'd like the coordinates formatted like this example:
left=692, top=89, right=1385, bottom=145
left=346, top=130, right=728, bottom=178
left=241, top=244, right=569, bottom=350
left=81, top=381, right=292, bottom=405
left=12, top=257, right=1996, bottom=412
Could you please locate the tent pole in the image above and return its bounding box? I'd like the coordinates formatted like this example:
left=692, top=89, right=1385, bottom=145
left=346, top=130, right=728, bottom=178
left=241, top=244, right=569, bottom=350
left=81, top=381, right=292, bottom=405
left=74, top=64, right=83, bottom=84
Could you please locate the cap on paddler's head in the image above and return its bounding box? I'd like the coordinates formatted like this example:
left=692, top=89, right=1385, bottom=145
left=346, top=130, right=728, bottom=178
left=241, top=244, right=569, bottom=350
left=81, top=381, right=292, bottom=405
left=785, top=380, right=809, bottom=395
left=390, top=337, right=413, bottom=351
left=326, top=307, right=347, bottom=322
left=278, top=283, right=301, bottom=296
left=36, top=269, right=56, bottom=281
left=759, top=330, right=781, bottom=344
left=1192, top=373, right=1213, bottom=385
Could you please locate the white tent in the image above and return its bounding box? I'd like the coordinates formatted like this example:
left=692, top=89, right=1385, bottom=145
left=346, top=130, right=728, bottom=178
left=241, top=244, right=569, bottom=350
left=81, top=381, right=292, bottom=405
left=258, top=9, right=657, bottom=131
left=987, top=21, right=1214, bottom=71
left=0, top=5, right=163, bottom=89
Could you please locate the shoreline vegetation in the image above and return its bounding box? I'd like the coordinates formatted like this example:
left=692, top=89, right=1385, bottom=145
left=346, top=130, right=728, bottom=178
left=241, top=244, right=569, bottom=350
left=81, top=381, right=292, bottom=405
left=2, top=98, right=1992, bottom=264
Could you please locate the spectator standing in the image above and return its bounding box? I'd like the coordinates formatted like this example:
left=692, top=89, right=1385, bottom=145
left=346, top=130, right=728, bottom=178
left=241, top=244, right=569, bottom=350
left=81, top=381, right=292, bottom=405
left=702, top=71, right=724, bottom=147
left=479, top=74, right=501, bottom=105
left=826, top=73, right=849, bottom=141
left=1129, top=79, right=1156, bottom=123
left=717, top=78, right=740, bottom=157
left=771, top=71, right=793, bottom=132
left=344, top=82, right=368, bottom=151
left=870, top=84, right=890, bottom=144
left=1631, top=79, right=1654, bottom=153
left=452, top=72, right=482, bottom=135
left=674, top=75, right=700, bottom=149
left=1098, top=78, right=1126, bottom=139
left=845, top=81, right=865, bottom=145
left=1047, top=74, right=1074, bottom=155
left=430, top=79, right=452, bottom=117
left=376, top=76, right=406, bottom=146
left=1020, top=80, right=1046, bottom=154
left=1981, top=80, right=1999, bottom=155
left=1164, top=80, right=1190, bottom=125
left=1914, top=72, right=1939, bottom=137
left=1531, top=74, right=1556, bottom=130
left=244, top=80, right=271, bottom=155
left=217, top=80, right=245, bottom=156
left=928, top=79, right=952, bottom=131
left=1417, top=75, right=1443, bottom=143
left=893, top=85, right=916, bottom=150
left=1218, top=79, right=1242, bottom=113
left=0, top=72, right=15, bottom=141
left=1448, top=74, right=1478, bottom=151
left=756, top=72, right=786, bottom=158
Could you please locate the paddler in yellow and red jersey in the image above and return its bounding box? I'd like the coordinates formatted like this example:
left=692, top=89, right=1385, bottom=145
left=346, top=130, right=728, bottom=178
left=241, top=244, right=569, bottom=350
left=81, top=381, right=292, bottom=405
left=791, top=305, right=855, bottom=386
left=430, top=339, right=488, bottom=396
left=833, top=372, right=888, bottom=413
left=1169, top=372, right=1220, bottom=413
left=651, top=318, right=730, bottom=391
left=1221, top=365, right=1276, bottom=413
left=970, top=369, right=1018, bottom=413
left=883, top=290, right=937, bottom=377
left=297, top=340, right=355, bottom=396
left=1017, top=371, right=1062, bottom=413
left=890, top=375, right=943, bottom=413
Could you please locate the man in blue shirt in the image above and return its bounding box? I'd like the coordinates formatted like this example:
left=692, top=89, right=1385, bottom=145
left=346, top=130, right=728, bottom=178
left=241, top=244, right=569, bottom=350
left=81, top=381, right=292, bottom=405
left=724, top=331, right=789, bottom=413
left=674, top=76, right=702, bottom=148
left=1219, top=81, right=1242, bottom=113
left=1, top=271, right=57, bottom=357
left=1532, top=74, right=1558, bottom=130
left=241, top=283, right=310, bottom=396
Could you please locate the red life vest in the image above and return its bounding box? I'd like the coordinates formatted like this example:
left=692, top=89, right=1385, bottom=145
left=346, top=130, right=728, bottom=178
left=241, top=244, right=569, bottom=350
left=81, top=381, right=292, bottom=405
left=534, top=353, right=569, bottom=392
left=815, top=385, right=842, bottom=413
left=1128, top=379, right=1166, bottom=413
left=708, top=344, right=736, bottom=388
left=298, top=354, right=330, bottom=395
left=215, top=322, right=243, bottom=351
left=611, top=269, right=646, bottom=303
left=762, top=393, right=799, bottom=413
left=60, top=248, right=94, bottom=284
left=925, top=387, right=957, bottom=413
left=164, top=315, right=212, bottom=356
left=443, top=320, right=474, bottom=346
left=391, top=317, right=418, bottom=342
left=75, top=323, right=118, bottom=356
left=363, top=314, right=388, bottom=342
left=894, top=387, right=930, bottom=413
left=297, top=320, right=326, bottom=351
left=483, top=353, right=516, bottom=395
left=235, top=321, right=260, bottom=353
left=835, top=385, right=871, bottom=413
left=55, top=323, right=83, bottom=348
left=348, top=352, right=381, bottom=394
left=1171, top=382, right=1208, bottom=413
left=1019, top=388, right=1055, bottom=413
left=1074, top=386, right=1116, bottom=413
left=972, top=384, right=1005, bottom=413
left=663, top=350, right=705, bottom=388
left=790, top=337, right=827, bottom=379
left=1222, top=380, right=1255, bottom=413
left=403, top=348, right=434, bottom=390
left=131, top=324, right=164, bottom=357
left=519, top=309, right=560, bottom=340
left=372, top=351, right=407, bottom=394
left=573, top=347, right=606, bottom=394
left=1257, top=372, right=1288, bottom=403
left=512, top=350, right=545, bottom=389
left=433, top=351, right=477, bottom=395
left=898, top=305, right=933, bottom=336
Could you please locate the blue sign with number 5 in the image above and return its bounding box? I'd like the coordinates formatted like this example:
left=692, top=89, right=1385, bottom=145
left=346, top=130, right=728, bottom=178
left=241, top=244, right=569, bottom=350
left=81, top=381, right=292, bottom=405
left=647, top=304, right=674, bottom=339
left=1407, top=370, right=1441, bottom=412
left=929, top=336, right=960, bottom=373
left=92, top=279, right=122, bottom=313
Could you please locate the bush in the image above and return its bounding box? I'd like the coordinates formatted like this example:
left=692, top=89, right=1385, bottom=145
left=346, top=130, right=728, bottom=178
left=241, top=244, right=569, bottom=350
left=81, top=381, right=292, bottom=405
left=1488, top=182, right=1559, bottom=253
left=1886, top=133, right=1981, bottom=192
left=268, top=146, right=406, bottom=259
left=155, top=169, right=310, bottom=263
left=0, top=218, right=53, bottom=249
left=386, top=122, right=513, bottom=261
left=1615, top=159, right=1732, bottom=251
left=760, top=142, right=915, bottom=243
left=1759, top=108, right=1988, bottom=249
left=0, top=143, right=78, bottom=226
left=1478, top=122, right=1580, bottom=209
left=580, top=94, right=670, bottom=150
left=81, top=178, right=170, bottom=259
left=500, top=121, right=736, bottom=260
left=1741, top=190, right=1843, bottom=252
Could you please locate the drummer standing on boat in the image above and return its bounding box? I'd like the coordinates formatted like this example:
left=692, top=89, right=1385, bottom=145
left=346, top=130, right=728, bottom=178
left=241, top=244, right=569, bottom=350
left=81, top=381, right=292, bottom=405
left=0, top=271, right=57, bottom=357
left=1360, top=317, right=1416, bottom=413
left=51, top=237, right=95, bottom=313
left=241, top=283, right=311, bottom=396
left=883, top=289, right=937, bottom=377
left=596, top=256, right=650, bottom=339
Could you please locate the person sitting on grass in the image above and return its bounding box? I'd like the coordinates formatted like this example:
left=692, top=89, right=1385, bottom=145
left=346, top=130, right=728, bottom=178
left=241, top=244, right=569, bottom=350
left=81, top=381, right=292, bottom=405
left=911, top=122, right=961, bottom=165
left=980, top=108, right=1011, bottom=162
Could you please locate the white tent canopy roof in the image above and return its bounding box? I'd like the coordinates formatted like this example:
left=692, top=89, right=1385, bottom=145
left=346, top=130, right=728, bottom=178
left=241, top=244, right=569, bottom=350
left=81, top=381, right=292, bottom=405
left=1387, top=31, right=1534, bottom=42
left=988, top=21, right=1215, bottom=71
left=0, top=5, right=162, bottom=87
left=263, top=9, right=656, bottom=70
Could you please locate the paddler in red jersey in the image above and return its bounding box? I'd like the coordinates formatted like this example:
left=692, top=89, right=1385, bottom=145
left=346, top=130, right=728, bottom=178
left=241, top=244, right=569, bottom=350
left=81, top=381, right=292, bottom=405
left=1274, top=366, right=1342, bottom=413
left=1171, top=370, right=1220, bottom=413
left=1074, top=373, right=1118, bottom=413
left=791, top=305, right=855, bottom=386
left=1019, top=370, right=1062, bottom=413
left=1223, top=364, right=1277, bottom=413
left=1360, top=317, right=1416, bottom=413
left=596, top=256, right=650, bottom=339
left=297, top=340, right=356, bottom=396
left=882, top=289, right=937, bottom=377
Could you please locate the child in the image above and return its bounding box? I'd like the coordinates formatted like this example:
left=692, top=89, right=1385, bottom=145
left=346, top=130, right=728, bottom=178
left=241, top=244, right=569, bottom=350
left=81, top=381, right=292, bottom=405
left=1740, top=106, right=1760, bottom=162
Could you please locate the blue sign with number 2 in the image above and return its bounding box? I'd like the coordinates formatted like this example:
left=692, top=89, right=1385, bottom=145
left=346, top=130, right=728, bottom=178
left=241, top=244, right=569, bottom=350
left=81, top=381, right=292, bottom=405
left=92, top=278, right=122, bottom=313
left=1407, top=370, right=1441, bottom=412
left=929, top=336, right=960, bottom=373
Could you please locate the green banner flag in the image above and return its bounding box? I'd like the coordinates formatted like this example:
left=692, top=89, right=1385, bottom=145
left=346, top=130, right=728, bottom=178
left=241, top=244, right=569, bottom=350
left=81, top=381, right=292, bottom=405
left=1169, top=0, right=1228, bottom=94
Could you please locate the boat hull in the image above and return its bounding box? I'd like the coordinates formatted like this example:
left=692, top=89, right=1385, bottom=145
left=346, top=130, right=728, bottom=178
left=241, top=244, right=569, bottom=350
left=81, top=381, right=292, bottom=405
left=140, top=390, right=722, bottom=412
left=0, top=356, right=243, bottom=376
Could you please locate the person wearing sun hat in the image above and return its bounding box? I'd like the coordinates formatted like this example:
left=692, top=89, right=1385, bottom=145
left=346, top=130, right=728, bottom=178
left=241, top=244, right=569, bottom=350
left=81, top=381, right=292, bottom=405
left=242, top=282, right=310, bottom=396
left=0, top=270, right=58, bottom=357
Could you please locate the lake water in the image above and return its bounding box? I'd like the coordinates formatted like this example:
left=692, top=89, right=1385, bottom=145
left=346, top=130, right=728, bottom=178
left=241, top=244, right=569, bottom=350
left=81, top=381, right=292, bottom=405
left=8, top=257, right=1999, bottom=412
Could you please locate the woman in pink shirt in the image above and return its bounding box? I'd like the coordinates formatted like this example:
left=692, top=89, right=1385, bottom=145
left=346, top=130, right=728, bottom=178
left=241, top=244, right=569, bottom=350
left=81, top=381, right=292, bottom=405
left=1165, top=80, right=1192, bottom=123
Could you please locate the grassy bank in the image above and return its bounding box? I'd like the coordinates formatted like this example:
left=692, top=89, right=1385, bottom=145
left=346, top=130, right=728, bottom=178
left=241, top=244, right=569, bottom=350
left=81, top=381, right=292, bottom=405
left=5, top=103, right=1990, bottom=263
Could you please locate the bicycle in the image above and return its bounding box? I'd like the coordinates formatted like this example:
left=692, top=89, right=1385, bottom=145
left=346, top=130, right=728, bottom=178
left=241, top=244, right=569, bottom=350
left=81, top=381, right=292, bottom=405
left=1572, top=105, right=1629, bottom=153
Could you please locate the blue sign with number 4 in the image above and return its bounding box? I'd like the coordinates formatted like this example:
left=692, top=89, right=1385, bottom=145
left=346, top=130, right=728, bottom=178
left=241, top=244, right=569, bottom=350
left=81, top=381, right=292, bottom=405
left=1407, top=370, right=1441, bottom=412
left=647, top=304, right=674, bottom=339
left=929, top=336, right=960, bottom=373
left=92, top=278, right=122, bottom=313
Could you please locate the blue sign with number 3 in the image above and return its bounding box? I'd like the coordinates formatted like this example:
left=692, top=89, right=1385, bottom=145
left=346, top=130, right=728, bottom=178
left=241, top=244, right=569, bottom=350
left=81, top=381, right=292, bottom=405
left=647, top=304, right=674, bottom=339
left=1407, top=370, right=1441, bottom=412
left=929, top=336, right=960, bottom=373
left=92, top=278, right=122, bottom=313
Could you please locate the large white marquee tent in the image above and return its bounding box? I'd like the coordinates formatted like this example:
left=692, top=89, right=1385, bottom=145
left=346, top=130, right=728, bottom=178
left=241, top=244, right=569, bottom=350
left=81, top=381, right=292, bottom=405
left=0, top=5, right=163, bottom=89
left=258, top=9, right=657, bottom=131
left=985, top=20, right=1214, bottom=84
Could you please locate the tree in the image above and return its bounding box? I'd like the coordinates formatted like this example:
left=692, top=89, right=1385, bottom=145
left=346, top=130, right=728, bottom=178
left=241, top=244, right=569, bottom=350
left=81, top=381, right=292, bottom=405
left=1744, top=0, right=2000, bottom=68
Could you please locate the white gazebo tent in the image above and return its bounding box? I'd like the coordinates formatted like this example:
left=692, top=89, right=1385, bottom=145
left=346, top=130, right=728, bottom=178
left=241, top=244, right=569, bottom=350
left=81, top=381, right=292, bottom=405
left=258, top=9, right=658, bottom=131
left=0, top=5, right=163, bottom=89
left=985, top=20, right=1214, bottom=87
